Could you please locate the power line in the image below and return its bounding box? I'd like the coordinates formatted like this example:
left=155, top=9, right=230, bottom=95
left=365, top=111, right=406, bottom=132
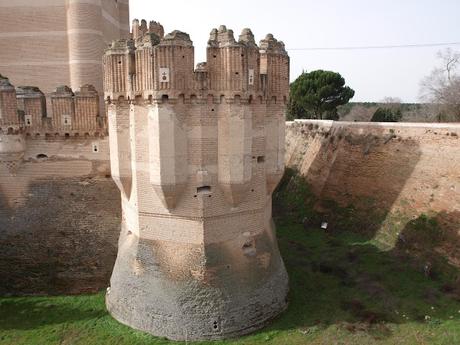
left=288, top=41, right=460, bottom=51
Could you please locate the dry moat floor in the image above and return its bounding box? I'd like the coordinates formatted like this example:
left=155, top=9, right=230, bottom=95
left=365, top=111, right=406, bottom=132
left=1, top=222, right=460, bottom=345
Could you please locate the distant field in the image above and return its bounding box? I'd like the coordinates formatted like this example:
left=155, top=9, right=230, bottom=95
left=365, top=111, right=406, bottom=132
left=1, top=222, right=460, bottom=345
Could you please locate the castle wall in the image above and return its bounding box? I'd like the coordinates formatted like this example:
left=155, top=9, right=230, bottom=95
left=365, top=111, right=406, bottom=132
left=285, top=120, right=460, bottom=245
left=0, top=0, right=129, bottom=99
left=2, top=118, right=459, bottom=296
left=0, top=137, right=121, bottom=296
left=0, top=74, right=120, bottom=296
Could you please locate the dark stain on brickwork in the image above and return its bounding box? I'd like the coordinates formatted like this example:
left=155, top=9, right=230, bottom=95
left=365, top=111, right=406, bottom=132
left=0, top=177, right=121, bottom=296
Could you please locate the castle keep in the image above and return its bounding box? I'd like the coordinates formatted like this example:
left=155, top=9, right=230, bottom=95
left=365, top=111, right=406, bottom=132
left=0, top=0, right=129, bottom=104
left=104, top=22, right=290, bottom=340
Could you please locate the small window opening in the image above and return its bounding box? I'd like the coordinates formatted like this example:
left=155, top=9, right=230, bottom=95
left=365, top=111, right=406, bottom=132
left=36, top=154, right=48, bottom=159
left=197, top=186, right=211, bottom=194
left=257, top=156, right=265, bottom=163
left=65, top=133, right=70, bottom=138
left=242, top=240, right=256, bottom=256
left=243, top=242, right=253, bottom=249
left=211, top=108, right=215, bottom=112
left=213, top=55, right=217, bottom=58
left=212, top=320, right=219, bottom=331
left=235, top=72, right=239, bottom=75
left=93, top=144, right=99, bottom=153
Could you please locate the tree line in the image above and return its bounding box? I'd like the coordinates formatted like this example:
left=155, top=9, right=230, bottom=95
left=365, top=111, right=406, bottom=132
left=287, top=48, right=460, bottom=123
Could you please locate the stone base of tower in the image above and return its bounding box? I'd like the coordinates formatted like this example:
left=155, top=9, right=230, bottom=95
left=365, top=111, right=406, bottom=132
left=106, top=221, right=289, bottom=341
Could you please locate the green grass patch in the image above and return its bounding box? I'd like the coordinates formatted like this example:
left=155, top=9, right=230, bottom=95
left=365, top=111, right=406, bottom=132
left=2, top=222, right=460, bottom=345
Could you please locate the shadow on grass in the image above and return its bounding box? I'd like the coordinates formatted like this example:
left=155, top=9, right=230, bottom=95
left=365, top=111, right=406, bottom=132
left=0, top=295, right=105, bottom=331
left=266, top=217, right=460, bottom=340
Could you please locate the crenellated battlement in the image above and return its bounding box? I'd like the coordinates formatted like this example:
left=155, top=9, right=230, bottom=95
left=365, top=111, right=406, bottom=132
left=131, top=19, right=164, bottom=40
left=104, top=20, right=289, bottom=341
left=104, top=21, right=290, bottom=102
left=0, top=76, right=106, bottom=138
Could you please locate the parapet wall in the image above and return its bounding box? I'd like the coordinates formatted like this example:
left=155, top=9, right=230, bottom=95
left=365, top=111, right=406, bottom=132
left=2, top=116, right=459, bottom=295
left=103, top=22, right=289, bottom=102
left=0, top=75, right=119, bottom=296
left=285, top=120, right=460, bottom=246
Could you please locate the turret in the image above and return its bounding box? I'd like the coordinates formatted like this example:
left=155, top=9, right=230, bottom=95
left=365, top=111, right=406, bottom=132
left=149, top=20, right=164, bottom=39
left=0, top=75, right=25, bottom=174
left=207, top=26, right=244, bottom=92
left=0, top=74, right=20, bottom=128
left=50, top=86, right=75, bottom=131
left=259, top=34, right=289, bottom=194
left=133, top=30, right=194, bottom=209
left=131, top=19, right=140, bottom=40
left=259, top=34, right=290, bottom=98
left=132, top=33, right=160, bottom=97
left=238, top=28, right=261, bottom=92
left=103, top=39, right=135, bottom=101
left=152, top=30, right=194, bottom=97
left=16, top=86, right=46, bottom=133
left=74, top=85, right=101, bottom=133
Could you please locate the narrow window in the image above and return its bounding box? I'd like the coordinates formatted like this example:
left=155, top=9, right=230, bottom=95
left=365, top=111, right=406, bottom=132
left=197, top=186, right=211, bottom=194
left=92, top=142, right=99, bottom=153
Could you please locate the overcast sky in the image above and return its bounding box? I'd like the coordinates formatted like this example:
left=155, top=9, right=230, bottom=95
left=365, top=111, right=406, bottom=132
left=130, top=0, right=460, bottom=102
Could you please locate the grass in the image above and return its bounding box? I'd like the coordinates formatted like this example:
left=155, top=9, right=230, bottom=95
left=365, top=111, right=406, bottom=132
left=2, top=222, right=460, bottom=345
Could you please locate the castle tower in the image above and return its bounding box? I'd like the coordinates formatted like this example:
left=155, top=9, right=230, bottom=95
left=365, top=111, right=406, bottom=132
left=16, top=86, right=47, bottom=133
left=0, top=75, right=25, bottom=174
left=104, top=23, right=290, bottom=341
left=0, top=0, right=129, bottom=101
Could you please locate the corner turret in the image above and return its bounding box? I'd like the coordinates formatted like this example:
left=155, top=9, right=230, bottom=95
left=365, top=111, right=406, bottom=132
left=103, top=22, right=290, bottom=341
left=0, top=75, right=25, bottom=174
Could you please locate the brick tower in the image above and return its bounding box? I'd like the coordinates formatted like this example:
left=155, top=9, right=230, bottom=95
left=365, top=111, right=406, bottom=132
left=104, top=21, right=290, bottom=341
left=0, top=74, right=25, bottom=174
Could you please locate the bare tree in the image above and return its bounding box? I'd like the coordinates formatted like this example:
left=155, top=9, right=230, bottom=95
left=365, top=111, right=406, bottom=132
left=419, top=48, right=460, bottom=122
left=438, top=48, right=460, bottom=82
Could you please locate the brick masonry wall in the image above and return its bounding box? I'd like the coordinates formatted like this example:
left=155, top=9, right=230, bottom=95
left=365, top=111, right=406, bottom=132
left=0, top=137, right=120, bottom=296
left=2, top=119, right=459, bottom=297
left=285, top=120, right=460, bottom=245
